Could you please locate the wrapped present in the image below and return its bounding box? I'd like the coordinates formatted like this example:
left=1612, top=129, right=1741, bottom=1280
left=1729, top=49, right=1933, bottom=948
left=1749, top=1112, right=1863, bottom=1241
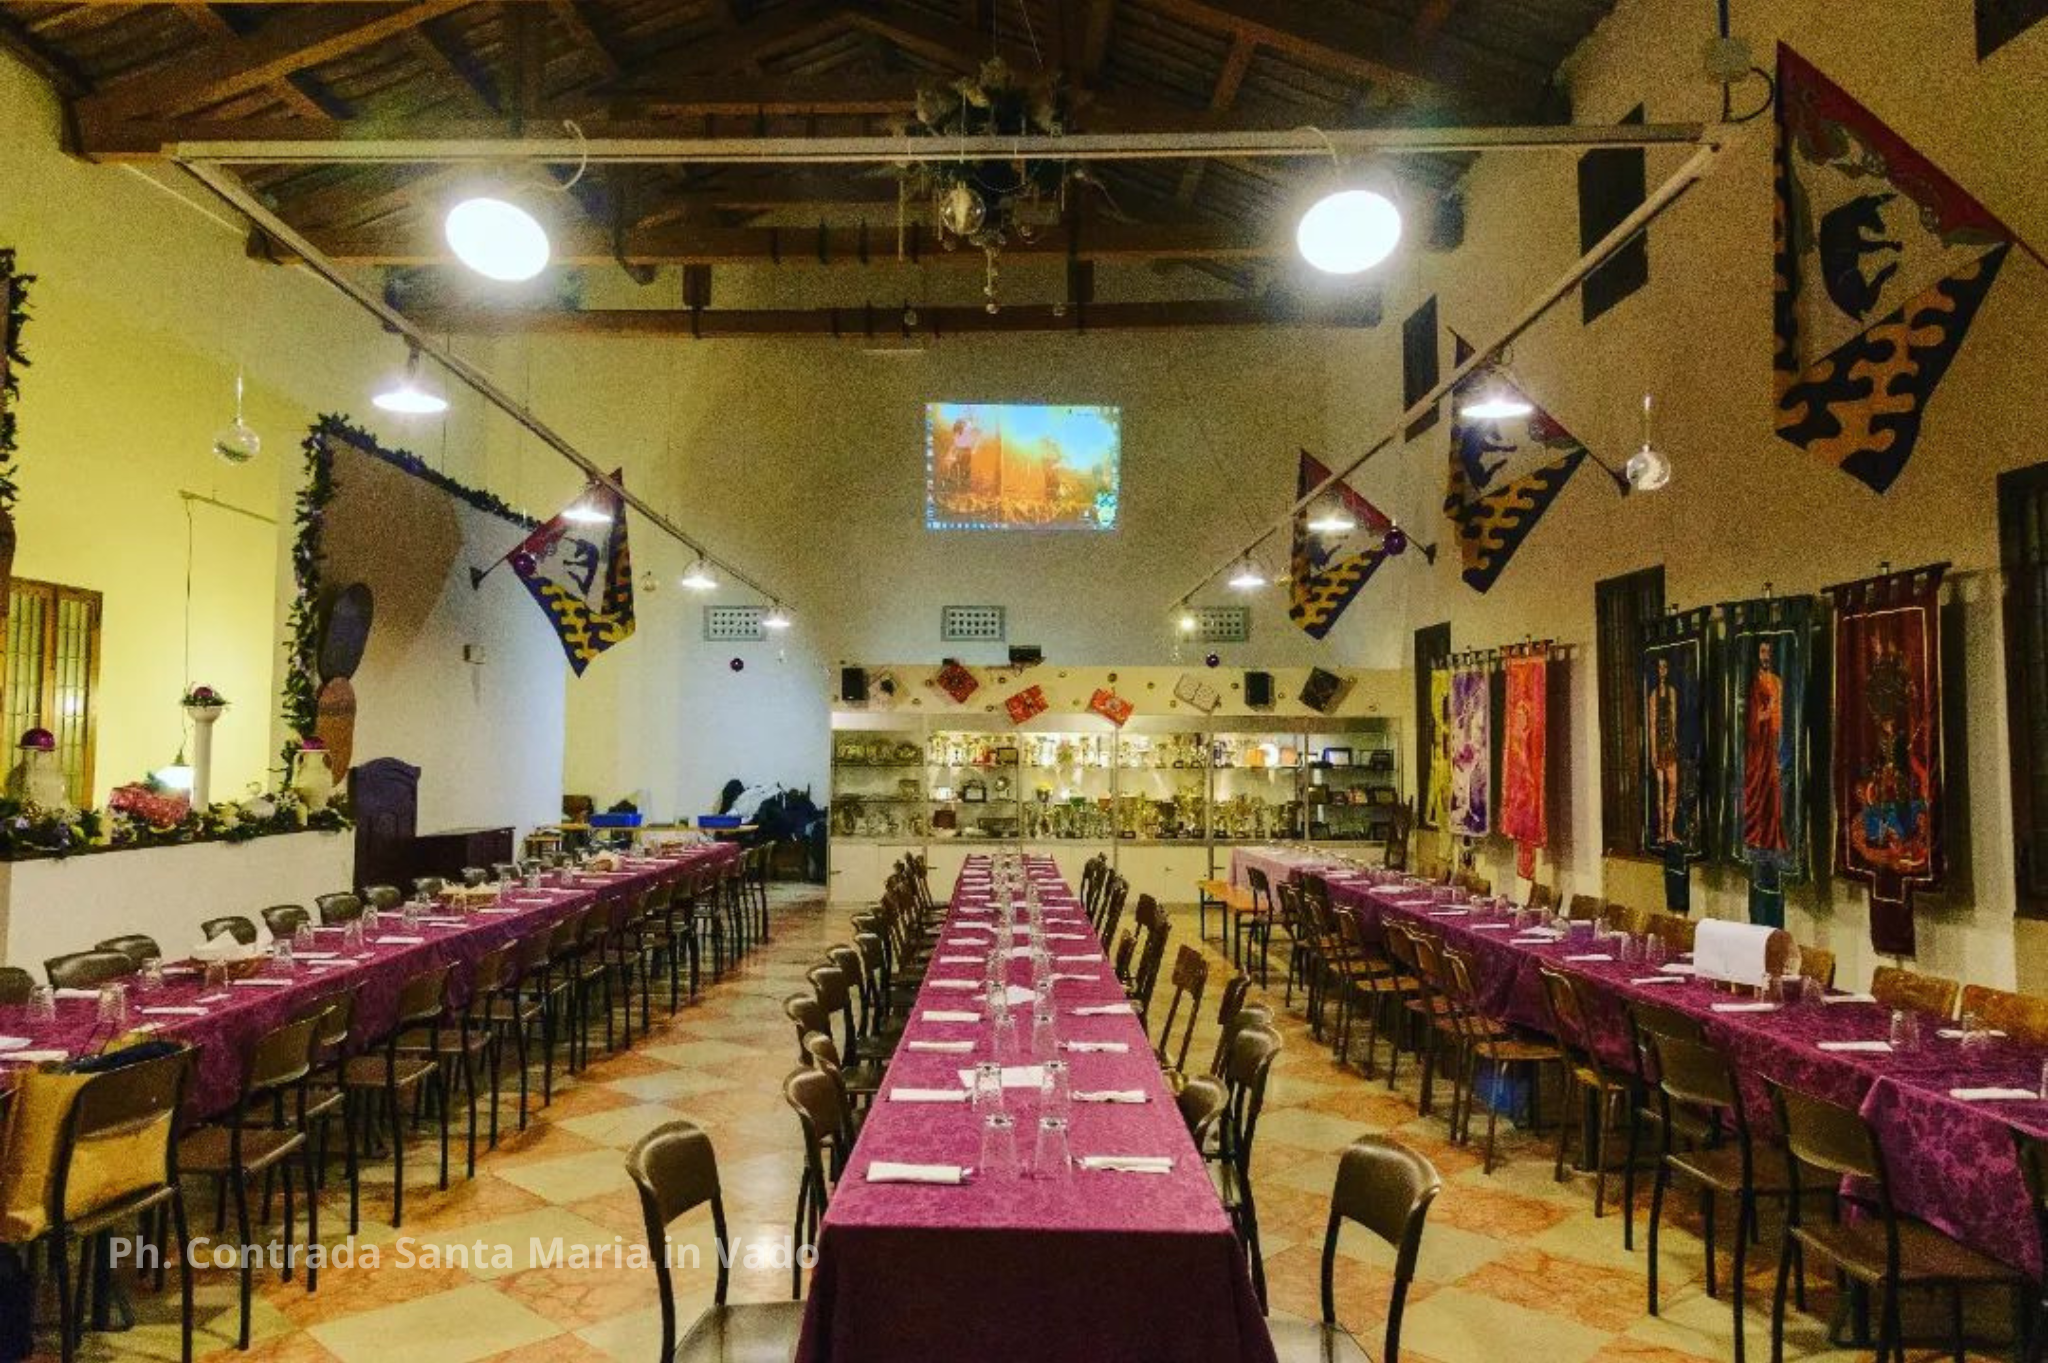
left=1004, top=685, right=1049, bottom=725
left=1089, top=688, right=1134, bottom=727
left=935, top=660, right=979, bottom=704
left=108, top=783, right=192, bottom=829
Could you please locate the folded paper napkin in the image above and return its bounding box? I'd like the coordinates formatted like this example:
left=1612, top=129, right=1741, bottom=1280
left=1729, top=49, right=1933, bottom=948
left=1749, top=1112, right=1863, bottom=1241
left=478, top=909, right=521, bottom=916
left=1660, top=963, right=1698, bottom=975
left=374, top=936, right=427, bottom=946
left=866, top=1163, right=966, bottom=1185
left=1711, top=1002, right=1780, bottom=1013
left=939, top=955, right=982, bottom=965
left=906, top=1041, right=974, bottom=1053
left=928, top=980, right=981, bottom=991
left=1428, top=909, right=1471, bottom=918
left=1824, top=992, right=1879, bottom=1005
left=1563, top=953, right=1615, bottom=963
left=956, top=1065, right=1046, bottom=1089
left=1044, top=933, right=1090, bottom=942
left=0, top=1049, right=68, bottom=1064
left=1000, top=985, right=1036, bottom=1008
left=1949, top=1087, right=2038, bottom=1102
left=196, top=993, right=231, bottom=1004
left=1060, top=1041, right=1128, bottom=1054
left=922, top=1011, right=981, bottom=1023
left=1051, top=972, right=1100, bottom=983
left=1936, top=1028, right=2007, bottom=1040
left=1073, top=1004, right=1133, bottom=1016
left=230, top=978, right=294, bottom=989
left=1632, top=976, right=1687, bottom=986
left=139, top=1006, right=209, bottom=1017
left=295, top=951, right=340, bottom=961
left=1470, top=923, right=1514, bottom=932
left=418, top=917, right=463, bottom=927
left=0, top=1037, right=30, bottom=1050
left=1817, top=1040, right=1894, bottom=1053
left=1073, top=1091, right=1148, bottom=1104
left=1078, top=1155, right=1173, bottom=1174
left=1056, top=954, right=1098, bottom=963
left=53, top=988, right=100, bottom=1000
left=890, top=1089, right=970, bottom=1104
left=1509, top=938, right=1557, bottom=947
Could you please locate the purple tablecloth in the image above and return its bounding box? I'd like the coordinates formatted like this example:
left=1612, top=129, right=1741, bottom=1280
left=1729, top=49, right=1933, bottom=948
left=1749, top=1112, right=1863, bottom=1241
left=1331, top=877, right=2048, bottom=1278
left=0, top=843, right=739, bottom=1118
left=1228, top=845, right=1349, bottom=892
left=796, top=855, right=1276, bottom=1363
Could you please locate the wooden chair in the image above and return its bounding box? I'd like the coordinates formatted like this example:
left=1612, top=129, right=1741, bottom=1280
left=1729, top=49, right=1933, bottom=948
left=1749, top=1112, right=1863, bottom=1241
left=1768, top=1082, right=2023, bottom=1363
left=1602, top=902, right=1651, bottom=937
left=1152, top=944, right=1210, bottom=1074
left=1566, top=892, right=1604, bottom=923
left=1525, top=882, right=1556, bottom=912
left=626, top=1120, right=806, bottom=1362
left=1236, top=866, right=1278, bottom=984
left=1442, top=948, right=1563, bottom=1174
left=1212, top=1023, right=1284, bottom=1309
left=1332, top=910, right=1418, bottom=1079
left=398, top=947, right=505, bottom=1180
left=1537, top=966, right=1631, bottom=1219
left=1795, top=945, right=1837, bottom=991
left=1176, top=1075, right=1227, bottom=1149
left=1646, top=913, right=1697, bottom=957
left=1268, top=1136, right=1442, bottom=1363
left=411, top=876, right=446, bottom=899
left=1126, top=895, right=1173, bottom=1020
left=314, top=891, right=364, bottom=925
left=1959, top=982, right=2048, bottom=1045
left=1870, top=965, right=1960, bottom=1019
left=341, top=968, right=447, bottom=1229
left=1097, top=875, right=1130, bottom=952
left=783, top=1068, right=844, bottom=1299
left=199, top=915, right=258, bottom=946
left=260, top=904, right=311, bottom=939
left=362, top=885, right=405, bottom=912
left=1620, top=999, right=1708, bottom=1254
left=43, top=950, right=135, bottom=990
left=0, top=964, right=33, bottom=1004
left=92, top=935, right=162, bottom=969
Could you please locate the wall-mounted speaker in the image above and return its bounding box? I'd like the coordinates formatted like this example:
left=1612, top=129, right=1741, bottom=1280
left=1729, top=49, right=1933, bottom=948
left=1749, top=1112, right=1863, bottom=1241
left=1244, top=671, right=1274, bottom=708
left=840, top=667, right=869, bottom=703
left=1008, top=644, right=1043, bottom=668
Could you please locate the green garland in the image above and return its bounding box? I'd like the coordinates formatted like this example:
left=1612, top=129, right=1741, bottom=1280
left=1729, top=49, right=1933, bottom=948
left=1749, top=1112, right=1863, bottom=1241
left=0, top=248, right=33, bottom=511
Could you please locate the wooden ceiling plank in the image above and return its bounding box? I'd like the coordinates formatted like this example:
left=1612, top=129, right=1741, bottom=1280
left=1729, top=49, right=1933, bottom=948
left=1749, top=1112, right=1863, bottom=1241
left=611, top=73, right=914, bottom=117
left=548, top=0, right=622, bottom=80
left=1175, top=29, right=1254, bottom=206
left=844, top=4, right=1044, bottom=77
left=1142, top=0, right=1484, bottom=112
left=0, top=10, right=93, bottom=98
left=601, top=1, right=856, bottom=91
left=410, top=21, right=502, bottom=113
left=1079, top=0, right=1116, bottom=83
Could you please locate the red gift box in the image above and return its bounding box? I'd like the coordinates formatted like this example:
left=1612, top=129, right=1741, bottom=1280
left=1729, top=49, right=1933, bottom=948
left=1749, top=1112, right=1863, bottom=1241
left=1089, top=688, right=1134, bottom=727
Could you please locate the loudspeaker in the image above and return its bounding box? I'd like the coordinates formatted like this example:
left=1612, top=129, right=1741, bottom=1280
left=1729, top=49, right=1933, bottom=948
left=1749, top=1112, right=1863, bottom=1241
left=840, top=667, right=868, bottom=704
left=1244, top=671, right=1274, bottom=708
left=1300, top=667, right=1351, bottom=714
left=1008, top=644, right=1043, bottom=668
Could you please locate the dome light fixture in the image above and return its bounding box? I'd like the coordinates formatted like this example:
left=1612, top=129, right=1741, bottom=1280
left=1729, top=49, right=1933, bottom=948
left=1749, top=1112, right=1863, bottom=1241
left=681, top=558, right=718, bottom=591
left=1625, top=392, right=1673, bottom=492
left=1228, top=558, right=1266, bottom=590
left=153, top=745, right=194, bottom=792
left=372, top=348, right=449, bottom=416
left=762, top=601, right=793, bottom=631
left=1296, top=187, right=1403, bottom=275
left=444, top=195, right=551, bottom=282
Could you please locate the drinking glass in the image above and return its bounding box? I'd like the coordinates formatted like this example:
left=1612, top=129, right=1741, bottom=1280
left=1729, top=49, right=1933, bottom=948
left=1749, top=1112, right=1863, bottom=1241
left=26, top=985, right=56, bottom=1024
left=980, top=1113, right=1018, bottom=1180
left=1030, top=1005, right=1056, bottom=1063
left=1958, top=1010, right=1981, bottom=1047
left=1032, top=1115, right=1072, bottom=1181
left=294, top=924, right=316, bottom=954
left=1888, top=1009, right=1921, bottom=1053
left=400, top=901, right=422, bottom=932
left=363, top=906, right=382, bottom=933
left=140, top=957, right=166, bottom=990
left=2039, top=1059, right=2048, bottom=1102
left=271, top=940, right=294, bottom=975
left=343, top=918, right=366, bottom=951
left=97, top=983, right=129, bottom=1030
left=972, top=1060, right=1005, bottom=1112
left=203, top=961, right=229, bottom=991
left=1040, top=1059, right=1070, bottom=1117
left=1644, top=934, right=1667, bottom=968
left=991, top=1008, right=1017, bottom=1061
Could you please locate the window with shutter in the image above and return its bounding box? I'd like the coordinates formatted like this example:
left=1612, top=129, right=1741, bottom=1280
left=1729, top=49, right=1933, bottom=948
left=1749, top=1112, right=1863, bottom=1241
left=4, top=578, right=101, bottom=807
left=1999, top=463, right=2048, bottom=916
left=1595, top=566, right=1663, bottom=855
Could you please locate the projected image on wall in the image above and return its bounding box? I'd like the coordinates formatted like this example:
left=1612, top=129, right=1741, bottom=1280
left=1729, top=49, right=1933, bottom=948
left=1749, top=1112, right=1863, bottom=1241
left=925, top=403, right=1121, bottom=531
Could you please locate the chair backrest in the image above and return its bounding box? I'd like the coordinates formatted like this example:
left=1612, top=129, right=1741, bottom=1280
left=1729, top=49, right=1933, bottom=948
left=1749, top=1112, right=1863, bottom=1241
left=362, top=885, right=404, bottom=911
left=785, top=993, right=830, bottom=1062
left=1176, top=1075, right=1227, bottom=1149
left=1218, top=1022, right=1283, bottom=1167
left=302, top=991, right=353, bottom=1058
left=1797, top=945, right=1837, bottom=990
left=44, top=949, right=137, bottom=989
left=93, top=935, right=162, bottom=968
left=261, top=904, right=310, bottom=938
left=1526, top=882, right=1556, bottom=911
left=1565, top=892, right=1603, bottom=923
left=1131, top=898, right=1172, bottom=1008
left=1155, top=944, right=1209, bottom=1072
left=1112, top=931, right=1138, bottom=983
left=1602, top=902, right=1648, bottom=937
left=317, top=891, right=366, bottom=924
left=784, top=1067, right=844, bottom=1197
left=1245, top=866, right=1272, bottom=909
left=0, top=965, right=32, bottom=1004
left=413, top=876, right=446, bottom=899
left=627, top=1118, right=734, bottom=1358
left=52, top=1046, right=189, bottom=1227
left=1098, top=877, right=1129, bottom=948
left=1771, top=1082, right=1884, bottom=1187
left=391, top=968, right=449, bottom=1034
left=199, top=915, right=258, bottom=946
left=239, top=1013, right=321, bottom=1114
left=1959, top=982, right=2048, bottom=1045
left=1646, top=913, right=1696, bottom=955
left=461, top=866, right=490, bottom=887
left=1536, top=966, right=1594, bottom=1062
left=1322, top=1135, right=1443, bottom=1358
left=1870, top=966, right=1959, bottom=1019
left=1651, top=1031, right=1742, bottom=1118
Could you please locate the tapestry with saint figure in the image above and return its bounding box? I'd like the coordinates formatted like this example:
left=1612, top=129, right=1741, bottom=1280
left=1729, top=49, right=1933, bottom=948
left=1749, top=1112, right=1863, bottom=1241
left=1828, top=564, right=1947, bottom=956
left=1641, top=609, right=1711, bottom=911
left=1500, top=645, right=1548, bottom=882
left=1424, top=665, right=1452, bottom=830
left=1448, top=665, right=1490, bottom=838
left=1719, top=596, right=1814, bottom=928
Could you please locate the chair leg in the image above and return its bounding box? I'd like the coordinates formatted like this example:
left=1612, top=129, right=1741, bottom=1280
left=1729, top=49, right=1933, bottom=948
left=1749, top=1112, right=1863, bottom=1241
left=390, top=1079, right=408, bottom=1228
left=232, top=1168, right=253, bottom=1349
left=1647, top=1160, right=1668, bottom=1314
left=790, top=1169, right=811, bottom=1301
left=1730, top=1191, right=1751, bottom=1363
left=50, top=1226, right=71, bottom=1363
left=1702, top=1191, right=1718, bottom=1299
left=1768, top=1228, right=1793, bottom=1363
left=1622, top=1097, right=1642, bottom=1251
left=1552, top=1072, right=1575, bottom=1184
left=303, top=1129, right=321, bottom=1295
left=172, top=1191, right=194, bottom=1363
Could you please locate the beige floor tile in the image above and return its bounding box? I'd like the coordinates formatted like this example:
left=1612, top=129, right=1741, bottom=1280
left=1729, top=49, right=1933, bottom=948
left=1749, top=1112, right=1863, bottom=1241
left=554, top=1100, right=693, bottom=1149
left=496, top=1148, right=648, bottom=1204
left=1399, top=1286, right=1615, bottom=1363
left=307, top=1283, right=562, bottom=1363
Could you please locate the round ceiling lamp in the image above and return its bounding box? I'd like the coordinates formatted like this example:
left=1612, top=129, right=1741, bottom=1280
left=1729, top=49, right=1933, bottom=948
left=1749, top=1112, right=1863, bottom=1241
left=444, top=195, right=551, bottom=282
left=681, top=558, right=718, bottom=591
left=372, top=348, right=449, bottom=416
left=1296, top=188, right=1403, bottom=275
left=1176, top=603, right=1198, bottom=634
left=560, top=500, right=612, bottom=525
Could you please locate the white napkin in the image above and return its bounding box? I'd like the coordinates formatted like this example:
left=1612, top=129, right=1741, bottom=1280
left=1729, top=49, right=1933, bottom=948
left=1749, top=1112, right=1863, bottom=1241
left=1078, top=1155, right=1173, bottom=1174
left=1428, top=909, right=1471, bottom=918
left=1060, top=1041, right=1128, bottom=1054
left=53, top=988, right=100, bottom=1000
left=139, top=1006, right=208, bottom=1017
left=1056, top=954, right=1098, bottom=963
left=922, top=1011, right=981, bottom=1023
left=294, top=952, right=340, bottom=961
left=906, top=1040, right=974, bottom=1053
left=230, top=978, right=293, bottom=989
left=1824, top=992, right=1879, bottom=1005
left=1949, top=1087, right=2038, bottom=1102
left=1073, top=1091, right=1148, bottom=1104
left=1564, top=953, right=1615, bottom=963
left=196, top=993, right=232, bottom=1004
left=957, top=1065, right=1046, bottom=1089
left=890, top=1089, right=970, bottom=1103
left=1509, top=938, right=1557, bottom=947
left=1711, top=1002, right=1780, bottom=1013
left=0, top=1049, right=68, bottom=1064
left=0, top=1036, right=30, bottom=1050
left=866, top=1162, right=968, bottom=1184
left=1936, top=1028, right=2007, bottom=1040
left=1073, top=1004, right=1133, bottom=1017
left=938, top=955, right=982, bottom=964
left=478, top=908, right=521, bottom=916
left=1817, top=1040, right=1893, bottom=1053
left=1471, top=923, right=1514, bottom=932
left=1632, top=976, right=1686, bottom=986
left=1044, top=933, right=1090, bottom=942
left=418, top=917, right=463, bottom=927
left=1051, top=973, right=1101, bottom=983
left=374, top=935, right=426, bottom=946
left=928, top=980, right=981, bottom=991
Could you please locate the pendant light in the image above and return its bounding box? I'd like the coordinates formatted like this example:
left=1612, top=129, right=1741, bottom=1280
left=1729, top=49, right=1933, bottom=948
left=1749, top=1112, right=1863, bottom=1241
left=1228, top=558, right=1266, bottom=590
left=1297, top=188, right=1403, bottom=275
left=1306, top=506, right=1356, bottom=536
left=681, top=558, right=718, bottom=591
left=211, top=368, right=261, bottom=464
left=1625, top=392, right=1673, bottom=491
left=762, top=601, right=793, bottom=631
left=561, top=500, right=612, bottom=525
left=152, top=744, right=194, bottom=792
left=372, top=347, right=449, bottom=415
left=1459, top=387, right=1534, bottom=421
left=1176, top=602, right=1199, bottom=634
left=444, top=194, right=551, bottom=282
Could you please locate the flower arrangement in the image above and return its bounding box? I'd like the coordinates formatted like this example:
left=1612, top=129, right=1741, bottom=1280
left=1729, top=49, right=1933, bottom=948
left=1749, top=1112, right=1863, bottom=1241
left=181, top=684, right=228, bottom=710
left=0, top=800, right=98, bottom=859
left=0, top=782, right=348, bottom=860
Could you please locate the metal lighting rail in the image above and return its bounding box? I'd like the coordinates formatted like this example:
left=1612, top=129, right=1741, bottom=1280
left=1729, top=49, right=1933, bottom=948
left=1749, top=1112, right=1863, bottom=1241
left=165, top=122, right=1723, bottom=167
left=1171, top=127, right=1739, bottom=609
left=176, top=158, right=791, bottom=609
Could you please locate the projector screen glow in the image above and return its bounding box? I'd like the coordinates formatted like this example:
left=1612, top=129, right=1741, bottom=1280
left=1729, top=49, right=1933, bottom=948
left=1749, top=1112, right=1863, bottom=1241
left=926, top=403, right=1121, bottom=531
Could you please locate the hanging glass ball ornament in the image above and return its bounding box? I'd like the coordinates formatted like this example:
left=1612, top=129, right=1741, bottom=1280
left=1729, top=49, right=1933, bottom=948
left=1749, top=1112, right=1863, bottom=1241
left=941, top=182, right=987, bottom=236
left=1382, top=525, right=1409, bottom=556
left=212, top=419, right=261, bottom=465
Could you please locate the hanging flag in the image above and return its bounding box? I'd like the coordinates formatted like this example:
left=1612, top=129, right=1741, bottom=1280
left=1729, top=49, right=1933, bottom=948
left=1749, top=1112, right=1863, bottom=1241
left=1827, top=564, right=1947, bottom=956
left=1424, top=664, right=1452, bottom=830
left=1288, top=450, right=1395, bottom=640
left=1719, top=595, right=1815, bottom=928
left=1642, top=608, right=1712, bottom=912
left=476, top=471, right=635, bottom=676
left=1444, top=335, right=1608, bottom=594
left=1500, top=645, right=1549, bottom=881
left=1774, top=46, right=2027, bottom=493
left=1448, top=665, right=1490, bottom=838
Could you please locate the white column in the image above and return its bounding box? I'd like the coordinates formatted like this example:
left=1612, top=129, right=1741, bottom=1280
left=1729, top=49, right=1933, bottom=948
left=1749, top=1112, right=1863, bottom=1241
left=187, top=707, right=222, bottom=809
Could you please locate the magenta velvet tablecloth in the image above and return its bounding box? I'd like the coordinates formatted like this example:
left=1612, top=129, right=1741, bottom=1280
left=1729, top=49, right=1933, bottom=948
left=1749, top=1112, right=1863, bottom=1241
left=1227, top=845, right=1350, bottom=892
left=0, top=843, right=739, bottom=1117
left=795, top=855, right=1276, bottom=1363
left=1330, top=877, right=2048, bottom=1278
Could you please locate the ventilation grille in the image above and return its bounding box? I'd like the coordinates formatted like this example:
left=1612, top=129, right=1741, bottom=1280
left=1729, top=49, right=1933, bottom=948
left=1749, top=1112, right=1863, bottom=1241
left=1189, top=606, right=1250, bottom=643
left=941, top=605, right=1006, bottom=642
left=704, top=605, right=765, bottom=642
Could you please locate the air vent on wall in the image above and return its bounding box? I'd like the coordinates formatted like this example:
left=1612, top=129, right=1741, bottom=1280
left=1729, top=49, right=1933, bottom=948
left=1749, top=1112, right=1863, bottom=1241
left=704, top=605, right=765, bottom=642
left=941, top=605, right=1006, bottom=642
left=1189, top=606, right=1250, bottom=643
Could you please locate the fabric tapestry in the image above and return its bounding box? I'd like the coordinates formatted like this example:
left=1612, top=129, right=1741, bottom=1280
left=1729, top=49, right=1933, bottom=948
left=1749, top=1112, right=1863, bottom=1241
left=1424, top=666, right=1452, bottom=830
left=1642, top=608, right=1712, bottom=910
left=1443, top=335, right=1602, bottom=593
left=1773, top=45, right=2024, bottom=494
left=1719, top=595, right=1815, bottom=928
left=1500, top=646, right=1548, bottom=880
left=1288, top=449, right=1393, bottom=640
left=1447, top=666, right=1490, bottom=838
left=1828, top=564, right=1947, bottom=956
left=483, top=471, right=636, bottom=676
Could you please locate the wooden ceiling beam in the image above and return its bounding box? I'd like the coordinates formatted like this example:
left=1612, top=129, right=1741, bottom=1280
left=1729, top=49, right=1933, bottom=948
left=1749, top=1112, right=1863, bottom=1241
left=843, top=5, right=1044, bottom=77
left=1175, top=31, right=1256, bottom=207
left=1078, top=0, right=1117, bottom=84
left=600, top=2, right=855, bottom=93
left=0, top=11, right=91, bottom=99
left=548, top=0, right=622, bottom=80
left=409, top=22, right=501, bottom=113
left=610, top=73, right=916, bottom=117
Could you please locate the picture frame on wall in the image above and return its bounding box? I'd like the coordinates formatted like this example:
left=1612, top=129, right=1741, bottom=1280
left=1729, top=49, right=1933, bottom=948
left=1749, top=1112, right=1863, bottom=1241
left=1322, top=747, right=1354, bottom=767
left=1367, top=748, right=1395, bottom=772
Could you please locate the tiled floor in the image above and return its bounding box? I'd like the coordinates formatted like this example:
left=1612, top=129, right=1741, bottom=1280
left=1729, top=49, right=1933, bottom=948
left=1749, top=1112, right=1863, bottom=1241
left=57, top=885, right=2012, bottom=1362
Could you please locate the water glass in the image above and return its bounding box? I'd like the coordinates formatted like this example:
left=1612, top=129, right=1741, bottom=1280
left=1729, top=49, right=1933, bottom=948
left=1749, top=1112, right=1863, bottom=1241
left=1040, top=1059, right=1071, bottom=1117
left=97, top=983, right=129, bottom=1030
left=972, top=1060, right=1005, bottom=1112
left=991, top=1008, right=1017, bottom=1061
left=271, top=940, right=294, bottom=975
left=26, top=984, right=56, bottom=1024
left=1958, top=1010, right=1981, bottom=1047
left=2039, top=1059, right=2048, bottom=1102
left=980, top=1112, right=1018, bottom=1180
left=363, top=906, right=382, bottom=933
left=294, top=924, right=316, bottom=954
left=400, top=901, right=423, bottom=931
left=140, top=957, right=166, bottom=990
left=1032, top=1115, right=1072, bottom=1180
left=342, top=917, right=366, bottom=951
left=1030, top=1005, right=1057, bottom=1063
left=203, top=960, right=230, bottom=991
left=1888, top=1009, right=1921, bottom=1053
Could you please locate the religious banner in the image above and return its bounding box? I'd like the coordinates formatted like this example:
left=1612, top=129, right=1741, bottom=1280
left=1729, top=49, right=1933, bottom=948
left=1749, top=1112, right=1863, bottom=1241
left=1500, top=645, right=1549, bottom=881
left=1719, top=596, right=1815, bottom=928
left=476, top=471, right=635, bottom=676
left=1447, top=665, right=1490, bottom=838
left=1423, top=665, right=1452, bottom=830
left=1288, top=450, right=1393, bottom=640
left=1641, top=608, right=1712, bottom=911
left=1774, top=46, right=2029, bottom=493
left=1827, top=564, right=1947, bottom=956
left=1444, top=335, right=1611, bottom=593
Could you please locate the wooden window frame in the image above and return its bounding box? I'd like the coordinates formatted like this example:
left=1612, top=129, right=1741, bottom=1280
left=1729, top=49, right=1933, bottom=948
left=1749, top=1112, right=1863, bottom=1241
left=1999, top=462, right=2048, bottom=917
left=6, top=577, right=102, bottom=807
left=1595, top=565, right=1663, bottom=857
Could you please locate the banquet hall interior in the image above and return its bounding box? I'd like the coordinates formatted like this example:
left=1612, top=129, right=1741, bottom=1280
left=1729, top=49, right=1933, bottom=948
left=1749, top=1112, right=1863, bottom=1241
left=0, top=0, right=2044, bottom=1360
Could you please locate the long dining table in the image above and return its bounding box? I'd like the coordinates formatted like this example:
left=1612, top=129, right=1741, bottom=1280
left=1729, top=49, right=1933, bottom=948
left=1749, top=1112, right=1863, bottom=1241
left=1321, top=869, right=2048, bottom=1281
left=795, top=853, right=1276, bottom=1363
left=0, top=840, right=742, bottom=1117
